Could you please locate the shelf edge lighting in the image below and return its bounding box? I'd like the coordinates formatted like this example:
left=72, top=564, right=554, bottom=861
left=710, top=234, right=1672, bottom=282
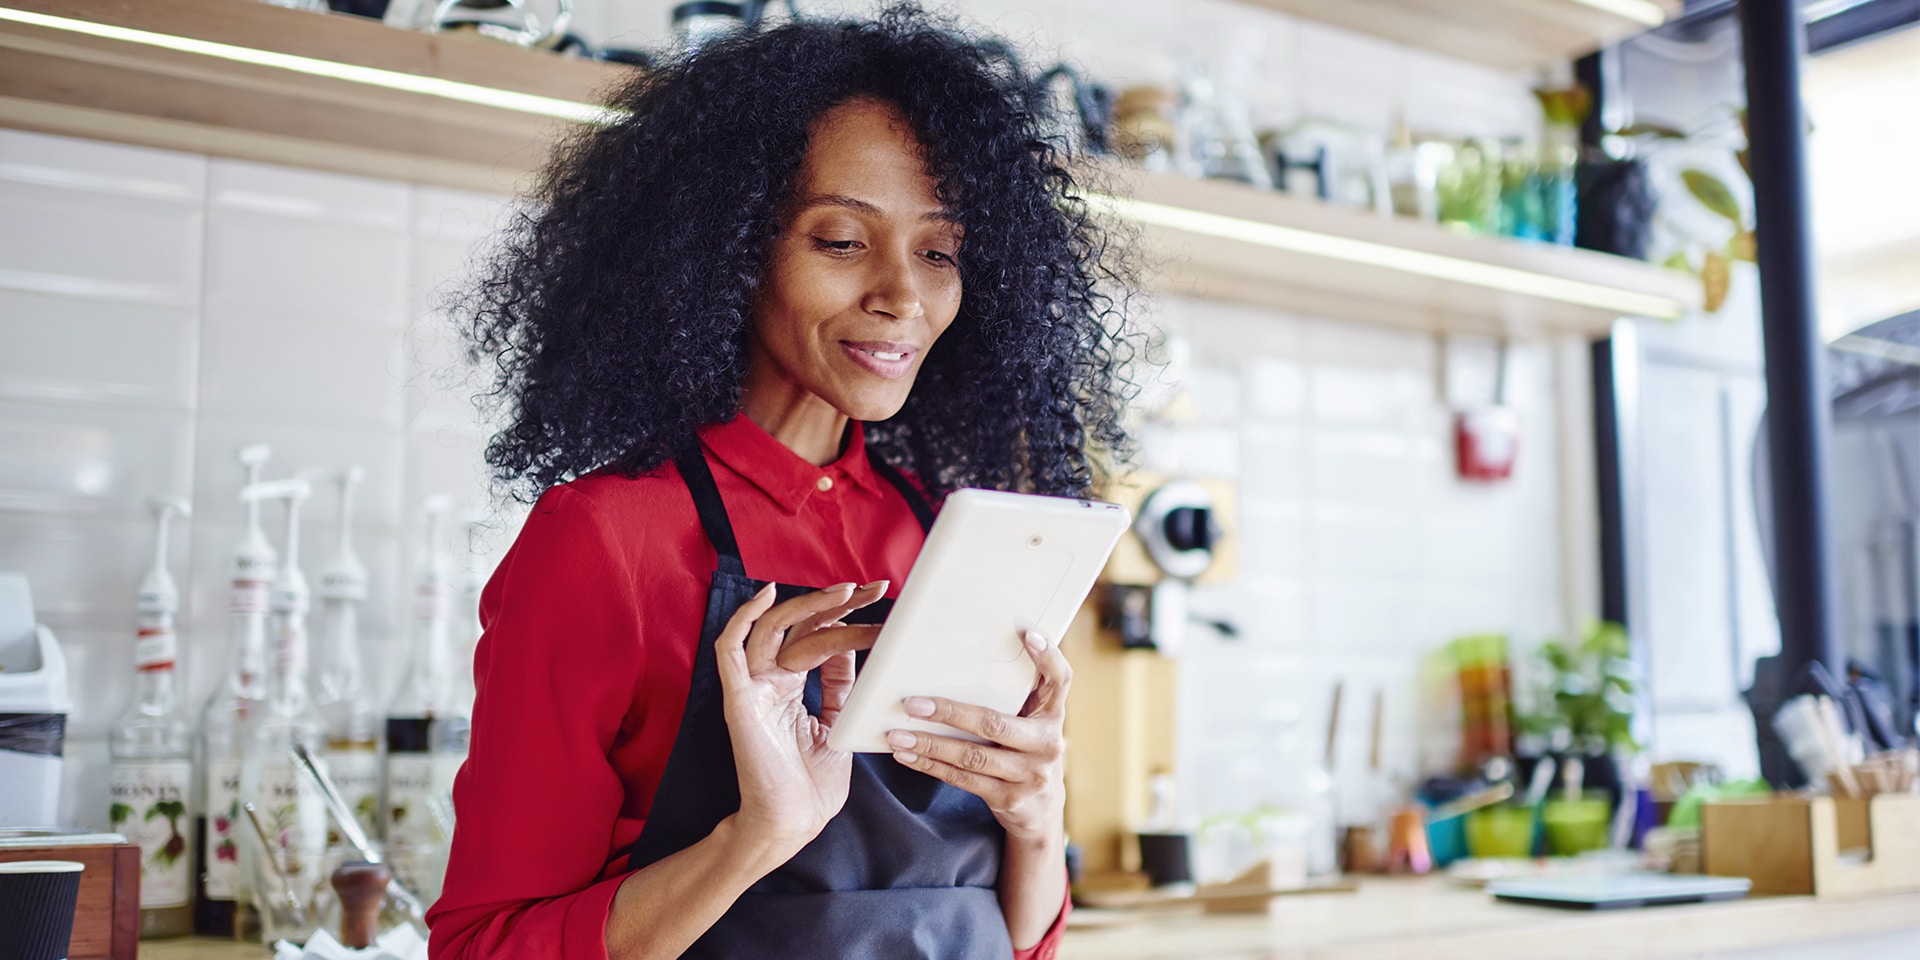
left=1566, top=0, right=1670, bottom=28
left=1087, top=193, right=1688, bottom=322
left=0, top=6, right=624, bottom=125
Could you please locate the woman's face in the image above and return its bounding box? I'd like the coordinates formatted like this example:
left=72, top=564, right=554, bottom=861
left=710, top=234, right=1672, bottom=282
left=748, top=98, right=963, bottom=423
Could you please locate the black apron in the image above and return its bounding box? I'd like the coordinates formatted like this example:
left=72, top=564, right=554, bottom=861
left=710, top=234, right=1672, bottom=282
left=622, top=442, right=1012, bottom=959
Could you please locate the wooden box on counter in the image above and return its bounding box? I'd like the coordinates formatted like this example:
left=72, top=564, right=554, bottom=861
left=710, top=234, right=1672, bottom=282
left=0, top=842, right=139, bottom=960
left=1702, top=793, right=1920, bottom=897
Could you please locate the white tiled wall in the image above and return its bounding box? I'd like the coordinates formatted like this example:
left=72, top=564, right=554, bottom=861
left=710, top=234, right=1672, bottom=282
left=0, top=129, right=517, bottom=828
left=2, top=0, right=1557, bottom=829
left=1143, top=300, right=1577, bottom=823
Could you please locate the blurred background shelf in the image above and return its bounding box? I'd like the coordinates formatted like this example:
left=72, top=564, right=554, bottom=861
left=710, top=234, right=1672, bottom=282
left=0, top=0, right=633, bottom=193
left=0, top=0, right=1696, bottom=337
left=1231, top=0, right=1683, bottom=71
left=1102, top=166, right=1699, bottom=338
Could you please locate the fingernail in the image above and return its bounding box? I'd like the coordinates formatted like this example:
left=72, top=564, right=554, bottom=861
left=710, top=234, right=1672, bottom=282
left=1024, top=630, right=1047, bottom=651
left=893, top=751, right=919, bottom=765
left=903, top=697, right=935, bottom=718
left=886, top=730, right=915, bottom=749
left=862, top=579, right=889, bottom=592
left=757, top=582, right=775, bottom=597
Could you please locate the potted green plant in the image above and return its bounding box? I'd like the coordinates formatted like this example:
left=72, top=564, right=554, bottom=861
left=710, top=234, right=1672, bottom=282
left=1517, top=622, right=1638, bottom=820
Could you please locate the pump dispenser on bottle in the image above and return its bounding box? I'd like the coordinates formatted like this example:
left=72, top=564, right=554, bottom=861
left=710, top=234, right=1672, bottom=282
left=195, top=443, right=277, bottom=936
left=384, top=493, right=467, bottom=905
left=238, top=477, right=327, bottom=945
left=110, top=496, right=195, bottom=937
left=306, top=467, right=383, bottom=844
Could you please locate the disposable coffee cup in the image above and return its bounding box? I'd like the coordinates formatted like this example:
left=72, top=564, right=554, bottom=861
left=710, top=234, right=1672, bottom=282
left=0, top=860, right=85, bottom=960
left=1135, top=831, right=1193, bottom=888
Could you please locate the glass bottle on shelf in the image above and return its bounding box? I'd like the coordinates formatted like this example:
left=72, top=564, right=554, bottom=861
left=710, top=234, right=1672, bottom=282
left=1438, top=138, right=1502, bottom=236
left=384, top=494, right=469, bottom=906
left=110, top=496, right=194, bottom=938
left=195, top=444, right=275, bottom=938
left=238, top=478, right=329, bottom=945
left=309, top=467, right=383, bottom=845
left=1385, top=120, right=1451, bottom=223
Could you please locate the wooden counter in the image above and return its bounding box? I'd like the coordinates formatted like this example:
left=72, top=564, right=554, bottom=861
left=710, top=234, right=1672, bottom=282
left=134, top=877, right=1920, bottom=959
left=1060, top=876, right=1920, bottom=960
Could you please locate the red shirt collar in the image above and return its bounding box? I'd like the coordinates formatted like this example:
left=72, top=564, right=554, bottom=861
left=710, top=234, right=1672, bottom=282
left=697, top=415, right=883, bottom=513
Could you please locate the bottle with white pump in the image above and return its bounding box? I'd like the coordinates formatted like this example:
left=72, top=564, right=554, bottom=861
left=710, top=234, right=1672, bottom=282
left=307, top=467, right=383, bottom=844
left=453, top=510, right=490, bottom=711
left=110, top=496, right=194, bottom=938
left=238, top=477, right=328, bottom=944
left=195, top=444, right=276, bottom=937
left=383, top=494, right=468, bottom=904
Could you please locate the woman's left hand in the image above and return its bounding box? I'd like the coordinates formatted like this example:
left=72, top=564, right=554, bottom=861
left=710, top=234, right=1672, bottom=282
left=888, top=629, right=1069, bottom=843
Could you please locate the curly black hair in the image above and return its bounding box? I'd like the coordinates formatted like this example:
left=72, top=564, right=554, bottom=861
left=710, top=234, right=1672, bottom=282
left=456, top=4, right=1139, bottom=504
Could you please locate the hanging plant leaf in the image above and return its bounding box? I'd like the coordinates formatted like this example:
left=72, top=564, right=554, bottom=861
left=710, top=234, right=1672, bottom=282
left=1617, top=121, right=1690, bottom=140
left=1535, top=84, right=1594, bottom=127
left=1703, top=251, right=1732, bottom=312
left=1728, top=230, right=1757, bottom=263
left=1661, top=251, right=1693, bottom=273
left=1683, top=170, right=1744, bottom=223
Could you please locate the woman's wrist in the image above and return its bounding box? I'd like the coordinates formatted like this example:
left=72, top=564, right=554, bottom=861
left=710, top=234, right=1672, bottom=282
left=1003, top=815, right=1065, bottom=854
left=714, top=814, right=811, bottom=876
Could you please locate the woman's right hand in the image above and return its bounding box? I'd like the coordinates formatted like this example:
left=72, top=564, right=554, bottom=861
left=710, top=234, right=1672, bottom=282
left=715, top=580, right=888, bottom=862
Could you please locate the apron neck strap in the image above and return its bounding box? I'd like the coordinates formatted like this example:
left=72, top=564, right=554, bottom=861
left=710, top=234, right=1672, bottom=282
left=674, top=436, right=938, bottom=579
left=674, top=445, right=748, bottom=579
left=866, top=452, right=936, bottom=534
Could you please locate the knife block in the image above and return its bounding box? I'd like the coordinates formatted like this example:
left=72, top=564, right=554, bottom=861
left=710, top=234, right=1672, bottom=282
left=0, top=842, right=140, bottom=960
left=1702, top=793, right=1920, bottom=897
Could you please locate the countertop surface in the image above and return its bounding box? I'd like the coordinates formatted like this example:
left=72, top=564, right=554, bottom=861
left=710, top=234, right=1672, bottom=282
left=135, top=877, right=1920, bottom=960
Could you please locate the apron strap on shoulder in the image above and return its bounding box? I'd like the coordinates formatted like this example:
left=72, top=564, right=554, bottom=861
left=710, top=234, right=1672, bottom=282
left=675, top=444, right=748, bottom=579
left=866, top=450, right=936, bottom=534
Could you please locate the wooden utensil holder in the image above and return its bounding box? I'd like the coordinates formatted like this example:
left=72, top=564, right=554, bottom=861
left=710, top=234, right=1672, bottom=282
left=1702, top=793, right=1920, bottom=897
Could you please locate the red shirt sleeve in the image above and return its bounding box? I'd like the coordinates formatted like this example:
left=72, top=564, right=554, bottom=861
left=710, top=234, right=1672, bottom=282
left=1012, top=880, right=1071, bottom=960
left=428, top=485, right=643, bottom=960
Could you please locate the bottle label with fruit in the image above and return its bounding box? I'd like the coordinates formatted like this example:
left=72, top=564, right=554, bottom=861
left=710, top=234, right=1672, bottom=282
left=202, top=758, right=242, bottom=900
left=109, top=760, right=192, bottom=908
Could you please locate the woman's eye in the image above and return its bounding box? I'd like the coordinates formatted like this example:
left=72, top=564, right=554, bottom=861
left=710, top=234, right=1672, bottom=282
left=922, top=250, right=957, bottom=266
left=813, top=237, right=861, bottom=252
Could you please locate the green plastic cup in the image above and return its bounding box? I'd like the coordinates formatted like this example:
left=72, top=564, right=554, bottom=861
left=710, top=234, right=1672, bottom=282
left=1542, top=794, right=1612, bottom=856
left=1465, top=804, right=1537, bottom=858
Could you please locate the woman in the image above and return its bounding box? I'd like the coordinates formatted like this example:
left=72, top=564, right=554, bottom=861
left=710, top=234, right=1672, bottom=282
left=428, top=8, right=1135, bottom=959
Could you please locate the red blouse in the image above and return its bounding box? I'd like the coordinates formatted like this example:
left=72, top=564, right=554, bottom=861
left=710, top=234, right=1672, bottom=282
left=428, top=416, right=1068, bottom=960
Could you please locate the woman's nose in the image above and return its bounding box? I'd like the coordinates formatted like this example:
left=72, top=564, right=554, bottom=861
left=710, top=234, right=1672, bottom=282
left=861, top=248, right=924, bottom=321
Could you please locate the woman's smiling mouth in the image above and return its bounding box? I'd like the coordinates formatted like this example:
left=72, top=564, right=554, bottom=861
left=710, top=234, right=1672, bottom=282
left=841, top=340, right=917, bottom=378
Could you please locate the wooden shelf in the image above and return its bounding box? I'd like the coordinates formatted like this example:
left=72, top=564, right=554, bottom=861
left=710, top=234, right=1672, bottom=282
left=1096, top=166, right=1697, bottom=338
left=0, top=0, right=1693, bottom=335
left=0, top=0, right=633, bottom=194
left=1235, top=0, right=1682, bottom=71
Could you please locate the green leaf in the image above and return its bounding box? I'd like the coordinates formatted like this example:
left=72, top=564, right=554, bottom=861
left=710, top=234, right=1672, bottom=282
left=1703, top=251, right=1732, bottom=312
left=109, top=802, right=132, bottom=826
left=1683, top=170, right=1744, bottom=223
left=1728, top=230, right=1757, bottom=263
left=1618, top=122, right=1690, bottom=140
left=1661, top=251, right=1693, bottom=273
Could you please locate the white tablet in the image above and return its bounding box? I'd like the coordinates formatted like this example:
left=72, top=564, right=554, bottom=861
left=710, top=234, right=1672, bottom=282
left=828, top=488, right=1131, bottom=753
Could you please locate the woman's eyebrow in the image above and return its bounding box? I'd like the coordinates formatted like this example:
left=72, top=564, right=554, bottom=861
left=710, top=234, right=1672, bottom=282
left=797, top=193, right=961, bottom=224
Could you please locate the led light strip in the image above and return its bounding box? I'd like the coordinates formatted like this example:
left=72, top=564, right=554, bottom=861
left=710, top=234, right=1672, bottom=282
left=1565, top=0, right=1671, bottom=28
left=1086, top=193, right=1688, bottom=321
left=0, top=6, right=624, bottom=125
